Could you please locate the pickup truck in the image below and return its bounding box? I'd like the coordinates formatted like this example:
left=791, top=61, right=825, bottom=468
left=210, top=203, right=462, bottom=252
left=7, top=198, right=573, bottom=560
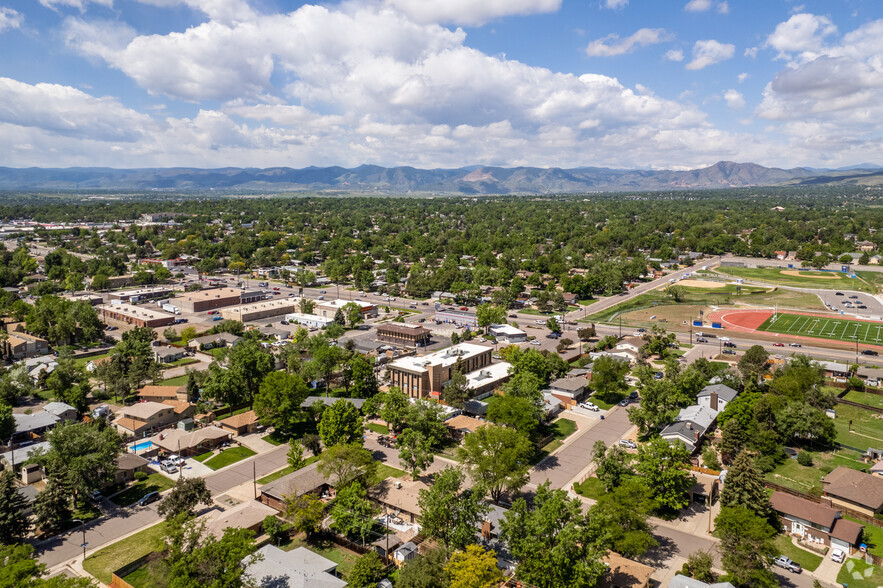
left=772, top=556, right=801, bottom=573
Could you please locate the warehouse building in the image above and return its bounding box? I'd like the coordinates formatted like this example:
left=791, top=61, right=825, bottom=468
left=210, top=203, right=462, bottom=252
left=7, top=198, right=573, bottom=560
left=174, top=287, right=264, bottom=313
left=99, top=303, right=176, bottom=328
left=219, top=298, right=300, bottom=322
left=108, top=286, right=174, bottom=304
left=284, top=313, right=334, bottom=329
left=434, top=308, right=478, bottom=328
left=315, top=299, right=378, bottom=320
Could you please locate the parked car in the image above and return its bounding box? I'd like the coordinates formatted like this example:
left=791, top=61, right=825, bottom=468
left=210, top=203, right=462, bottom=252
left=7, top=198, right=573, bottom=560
left=213, top=316, right=223, bottom=321
left=859, top=305, right=868, bottom=309
left=629, top=390, right=639, bottom=399
left=160, top=460, right=178, bottom=474
left=850, top=295, right=859, bottom=299
left=138, top=491, right=160, bottom=506
left=619, top=398, right=630, bottom=406
left=831, top=549, right=845, bottom=563
left=579, top=402, right=599, bottom=411
left=618, top=439, right=637, bottom=449
left=836, top=292, right=844, bottom=296
left=722, top=349, right=736, bottom=355
left=696, top=337, right=708, bottom=343
left=773, top=556, right=802, bottom=573
left=89, top=490, right=103, bottom=502
left=862, top=349, right=879, bottom=356
left=789, top=343, right=802, bottom=347
left=773, top=342, right=785, bottom=347
left=723, top=341, right=736, bottom=348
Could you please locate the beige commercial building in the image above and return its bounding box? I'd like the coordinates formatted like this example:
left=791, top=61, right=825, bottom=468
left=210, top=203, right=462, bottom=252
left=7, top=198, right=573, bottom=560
left=219, top=298, right=300, bottom=322
left=99, top=303, right=176, bottom=328
left=174, top=288, right=264, bottom=313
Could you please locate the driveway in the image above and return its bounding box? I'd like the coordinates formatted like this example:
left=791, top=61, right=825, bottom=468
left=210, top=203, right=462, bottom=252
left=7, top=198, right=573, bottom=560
left=528, top=406, right=633, bottom=489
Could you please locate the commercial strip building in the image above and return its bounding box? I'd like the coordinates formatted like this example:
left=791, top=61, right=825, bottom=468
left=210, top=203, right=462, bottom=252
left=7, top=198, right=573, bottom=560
left=219, top=298, right=300, bottom=322
left=61, top=292, right=104, bottom=306
left=434, top=308, right=478, bottom=328
left=386, top=343, right=496, bottom=399
left=98, top=303, right=176, bottom=328
left=315, top=299, right=378, bottom=320
left=488, top=323, right=527, bottom=343
left=173, top=287, right=264, bottom=313
left=376, top=322, right=431, bottom=347
left=284, top=312, right=334, bottom=330
left=108, top=286, right=174, bottom=304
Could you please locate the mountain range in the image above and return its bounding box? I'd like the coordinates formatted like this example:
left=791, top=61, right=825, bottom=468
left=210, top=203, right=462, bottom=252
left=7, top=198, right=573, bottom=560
left=0, top=161, right=881, bottom=194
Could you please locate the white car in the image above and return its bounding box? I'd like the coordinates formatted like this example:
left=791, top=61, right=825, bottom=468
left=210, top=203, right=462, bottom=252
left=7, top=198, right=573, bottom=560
left=535, top=320, right=545, bottom=325
left=579, top=402, right=599, bottom=411
left=530, top=340, right=542, bottom=346
left=831, top=548, right=845, bottom=563
left=618, top=439, right=637, bottom=449
left=720, top=337, right=730, bottom=342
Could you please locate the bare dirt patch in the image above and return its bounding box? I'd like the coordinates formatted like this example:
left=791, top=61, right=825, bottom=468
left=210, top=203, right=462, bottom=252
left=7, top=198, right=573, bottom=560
left=678, top=279, right=728, bottom=289
left=779, top=270, right=838, bottom=279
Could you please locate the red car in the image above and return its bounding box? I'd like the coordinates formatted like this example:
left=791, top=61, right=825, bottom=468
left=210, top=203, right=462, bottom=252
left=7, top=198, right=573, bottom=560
left=772, top=343, right=785, bottom=347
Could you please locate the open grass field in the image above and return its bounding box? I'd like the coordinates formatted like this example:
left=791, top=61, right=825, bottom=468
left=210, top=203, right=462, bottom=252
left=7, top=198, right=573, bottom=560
left=829, top=401, right=883, bottom=452
left=844, top=389, right=883, bottom=409
left=157, top=374, right=189, bottom=386
left=716, top=266, right=871, bottom=292
left=772, top=535, right=823, bottom=572
left=759, top=312, right=883, bottom=346
left=587, top=286, right=824, bottom=326
left=203, top=446, right=256, bottom=470
left=766, top=449, right=867, bottom=494
left=83, top=522, right=167, bottom=584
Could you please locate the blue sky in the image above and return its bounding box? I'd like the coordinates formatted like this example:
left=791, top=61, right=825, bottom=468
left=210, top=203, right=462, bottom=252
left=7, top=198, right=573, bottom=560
left=0, top=0, right=881, bottom=169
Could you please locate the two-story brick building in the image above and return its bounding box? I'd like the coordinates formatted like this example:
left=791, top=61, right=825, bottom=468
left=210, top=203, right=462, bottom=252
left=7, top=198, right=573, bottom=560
left=386, top=343, right=493, bottom=399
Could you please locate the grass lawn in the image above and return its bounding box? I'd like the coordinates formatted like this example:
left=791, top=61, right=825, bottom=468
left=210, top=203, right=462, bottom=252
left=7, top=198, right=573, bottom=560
left=369, top=463, right=408, bottom=486
left=160, top=358, right=199, bottom=369
left=830, top=402, right=883, bottom=451
left=73, top=351, right=112, bottom=369
left=157, top=374, right=189, bottom=386
left=206, top=347, right=227, bottom=359
left=766, top=450, right=867, bottom=493
left=772, top=535, right=823, bottom=572
left=847, top=515, right=883, bottom=557
left=836, top=557, right=883, bottom=588
left=537, top=417, right=577, bottom=441
left=256, top=455, right=321, bottom=485
left=366, top=423, right=389, bottom=435
left=280, top=535, right=360, bottom=579
left=263, top=421, right=319, bottom=445
left=716, top=266, right=870, bottom=292
left=843, top=390, right=883, bottom=410
left=110, top=473, right=176, bottom=507
left=591, top=390, right=628, bottom=410
left=573, top=477, right=606, bottom=500
left=83, top=522, right=167, bottom=585
left=759, top=312, right=883, bottom=347
left=191, top=451, right=213, bottom=463
left=203, top=446, right=256, bottom=470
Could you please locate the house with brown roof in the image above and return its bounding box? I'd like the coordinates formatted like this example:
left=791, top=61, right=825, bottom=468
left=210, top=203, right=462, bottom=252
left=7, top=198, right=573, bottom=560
left=599, top=552, right=654, bottom=588
left=161, top=400, right=195, bottom=420
left=770, top=491, right=864, bottom=555
left=822, top=466, right=883, bottom=517
left=1, top=330, right=49, bottom=360
left=115, top=401, right=179, bottom=437
left=115, top=453, right=150, bottom=484
left=259, top=462, right=332, bottom=512
left=150, top=426, right=231, bottom=456
left=138, top=385, right=189, bottom=403
left=218, top=410, right=259, bottom=436
left=368, top=478, right=428, bottom=524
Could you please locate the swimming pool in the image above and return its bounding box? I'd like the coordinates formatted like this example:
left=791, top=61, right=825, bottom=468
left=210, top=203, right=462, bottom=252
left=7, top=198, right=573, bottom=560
left=130, top=440, right=153, bottom=452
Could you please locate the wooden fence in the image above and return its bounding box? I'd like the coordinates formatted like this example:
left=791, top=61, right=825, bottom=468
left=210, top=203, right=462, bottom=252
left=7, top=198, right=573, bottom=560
left=835, top=397, right=883, bottom=413
left=109, top=553, right=153, bottom=588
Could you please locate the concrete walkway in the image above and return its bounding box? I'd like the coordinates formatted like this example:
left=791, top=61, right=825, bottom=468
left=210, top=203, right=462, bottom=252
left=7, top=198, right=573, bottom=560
left=236, top=432, right=277, bottom=454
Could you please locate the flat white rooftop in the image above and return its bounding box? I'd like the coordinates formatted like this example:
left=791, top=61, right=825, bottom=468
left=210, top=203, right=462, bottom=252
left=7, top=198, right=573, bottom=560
left=99, top=303, right=174, bottom=321
left=464, top=361, right=512, bottom=389
left=390, top=343, right=490, bottom=374
left=489, top=323, right=525, bottom=336
left=319, top=299, right=375, bottom=310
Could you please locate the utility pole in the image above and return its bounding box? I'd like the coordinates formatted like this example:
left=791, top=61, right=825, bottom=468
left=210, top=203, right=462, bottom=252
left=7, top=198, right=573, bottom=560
left=72, top=519, right=87, bottom=560
left=253, top=461, right=257, bottom=499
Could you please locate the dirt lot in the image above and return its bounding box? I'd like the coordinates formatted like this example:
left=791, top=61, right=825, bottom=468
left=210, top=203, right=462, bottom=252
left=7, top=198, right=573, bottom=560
left=678, top=279, right=727, bottom=288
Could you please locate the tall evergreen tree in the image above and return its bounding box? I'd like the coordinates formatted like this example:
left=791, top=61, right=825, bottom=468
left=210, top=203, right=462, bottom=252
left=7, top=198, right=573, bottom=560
left=33, top=471, right=73, bottom=536
left=0, top=471, right=30, bottom=544
left=719, top=450, right=772, bottom=520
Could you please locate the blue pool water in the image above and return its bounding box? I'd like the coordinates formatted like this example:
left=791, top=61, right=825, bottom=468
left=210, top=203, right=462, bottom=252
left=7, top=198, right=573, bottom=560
left=130, top=440, right=153, bottom=452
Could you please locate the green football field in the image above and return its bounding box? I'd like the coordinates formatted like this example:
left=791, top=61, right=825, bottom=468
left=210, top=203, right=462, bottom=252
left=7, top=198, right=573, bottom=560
left=758, top=312, right=883, bottom=346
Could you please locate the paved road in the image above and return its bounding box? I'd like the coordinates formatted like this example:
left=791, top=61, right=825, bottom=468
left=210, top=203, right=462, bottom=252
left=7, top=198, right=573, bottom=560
left=528, top=406, right=633, bottom=489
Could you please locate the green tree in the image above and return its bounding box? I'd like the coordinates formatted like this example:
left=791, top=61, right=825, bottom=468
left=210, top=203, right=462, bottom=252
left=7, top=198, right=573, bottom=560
left=591, top=440, right=633, bottom=492
left=377, top=388, right=411, bottom=433
left=283, top=492, right=325, bottom=537
left=457, top=424, right=533, bottom=503
left=590, top=478, right=657, bottom=558
left=253, top=371, right=310, bottom=433
left=348, top=551, right=384, bottom=588
left=546, top=317, right=561, bottom=334
left=298, top=298, right=316, bottom=315
left=262, top=515, right=287, bottom=546
left=32, top=471, right=73, bottom=536
left=418, top=467, right=488, bottom=550
left=165, top=516, right=258, bottom=588
left=397, top=429, right=435, bottom=479
left=0, top=543, right=95, bottom=587
left=683, top=550, right=716, bottom=583
left=487, top=394, right=539, bottom=437
left=343, top=302, right=364, bottom=328
left=0, top=404, right=14, bottom=442
left=714, top=507, right=778, bottom=588
left=475, top=303, right=506, bottom=333
left=445, top=544, right=503, bottom=588
left=635, top=437, right=693, bottom=513
left=738, top=345, right=769, bottom=383
left=0, top=471, right=30, bottom=544
left=225, top=339, right=274, bottom=407
left=719, top=450, right=772, bottom=520
left=287, top=440, right=306, bottom=471
left=442, top=369, right=469, bottom=409
left=590, top=355, right=629, bottom=402
left=317, top=443, right=376, bottom=488
left=348, top=355, right=378, bottom=398
left=501, top=482, right=607, bottom=588
left=302, top=433, right=322, bottom=457
left=158, top=477, right=213, bottom=521
left=318, top=399, right=364, bottom=447
left=397, top=548, right=450, bottom=588
left=37, top=421, right=122, bottom=501
left=330, top=481, right=378, bottom=543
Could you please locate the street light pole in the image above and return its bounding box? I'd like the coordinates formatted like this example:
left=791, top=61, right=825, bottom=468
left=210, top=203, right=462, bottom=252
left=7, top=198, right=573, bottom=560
left=72, top=519, right=87, bottom=560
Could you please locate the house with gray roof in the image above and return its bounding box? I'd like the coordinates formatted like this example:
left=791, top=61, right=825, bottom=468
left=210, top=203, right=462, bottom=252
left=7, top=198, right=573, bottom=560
left=243, top=545, right=347, bottom=588
left=668, top=576, right=734, bottom=588
left=660, top=404, right=721, bottom=453
left=13, top=411, right=61, bottom=441
left=43, top=401, right=77, bottom=421
left=696, top=384, right=739, bottom=413
left=258, top=462, right=332, bottom=512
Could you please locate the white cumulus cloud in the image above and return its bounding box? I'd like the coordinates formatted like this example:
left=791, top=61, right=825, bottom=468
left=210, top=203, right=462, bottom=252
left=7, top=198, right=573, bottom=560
left=585, top=28, right=672, bottom=57
left=765, top=13, right=837, bottom=61
left=665, top=49, right=684, bottom=62
left=723, top=89, right=745, bottom=109
left=383, top=0, right=561, bottom=26
left=686, top=39, right=735, bottom=70
left=0, top=7, right=23, bottom=32
left=602, top=0, right=628, bottom=9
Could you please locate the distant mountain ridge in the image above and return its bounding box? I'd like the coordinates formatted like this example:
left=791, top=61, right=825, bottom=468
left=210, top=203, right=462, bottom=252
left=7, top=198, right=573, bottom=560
left=0, top=161, right=879, bottom=194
